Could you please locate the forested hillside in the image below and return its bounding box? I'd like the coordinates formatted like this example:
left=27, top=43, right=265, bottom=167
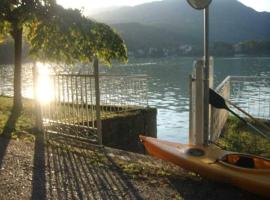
left=91, top=0, right=270, bottom=57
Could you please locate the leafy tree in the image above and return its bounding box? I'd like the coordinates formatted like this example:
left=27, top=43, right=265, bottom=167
left=0, top=0, right=56, bottom=135
left=27, top=6, right=127, bottom=64
left=0, top=1, right=127, bottom=135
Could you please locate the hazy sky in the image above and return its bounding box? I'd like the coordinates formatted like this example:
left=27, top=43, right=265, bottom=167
left=56, top=0, right=270, bottom=13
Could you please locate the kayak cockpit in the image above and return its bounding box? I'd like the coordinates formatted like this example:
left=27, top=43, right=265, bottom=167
left=185, top=148, right=205, bottom=157
left=220, top=154, right=270, bottom=170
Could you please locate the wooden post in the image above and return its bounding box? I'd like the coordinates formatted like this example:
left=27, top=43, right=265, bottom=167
left=189, top=59, right=205, bottom=145
left=93, top=57, right=102, bottom=145
left=189, top=74, right=194, bottom=143
left=196, top=60, right=205, bottom=145
left=209, top=57, right=214, bottom=89
left=32, top=63, right=43, bottom=132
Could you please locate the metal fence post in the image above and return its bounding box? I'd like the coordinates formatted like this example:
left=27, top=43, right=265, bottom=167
left=93, top=57, right=102, bottom=145
left=209, top=57, right=214, bottom=141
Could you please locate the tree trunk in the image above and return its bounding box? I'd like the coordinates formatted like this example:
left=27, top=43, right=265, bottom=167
left=2, top=26, right=23, bottom=136
left=13, top=26, right=23, bottom=115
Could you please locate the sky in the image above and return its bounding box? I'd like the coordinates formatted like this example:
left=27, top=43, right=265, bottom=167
left=56, top=0, right=270, bottom=14
left=238, top=0, right=270, bottom=12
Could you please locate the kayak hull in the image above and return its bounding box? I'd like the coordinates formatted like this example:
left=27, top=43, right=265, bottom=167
left=140, top=135, right=270, bottom=198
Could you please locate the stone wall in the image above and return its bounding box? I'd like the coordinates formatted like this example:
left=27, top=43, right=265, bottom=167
left=101, top=107, right=157, bottom=153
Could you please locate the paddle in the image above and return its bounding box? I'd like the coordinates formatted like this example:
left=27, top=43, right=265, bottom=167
left=209, top=88, right=270, bottom=140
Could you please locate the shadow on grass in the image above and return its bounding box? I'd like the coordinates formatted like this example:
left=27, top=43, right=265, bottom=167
left=31, top=134, right=143, bottom=200
left=0, top=109, right=19, bottom=169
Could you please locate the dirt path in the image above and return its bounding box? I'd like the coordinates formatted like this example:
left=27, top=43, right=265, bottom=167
left=0, top=136, right=267, bottom=200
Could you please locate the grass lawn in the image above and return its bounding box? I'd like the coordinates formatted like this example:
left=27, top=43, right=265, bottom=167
left=0, top=96, right=36, bottom=140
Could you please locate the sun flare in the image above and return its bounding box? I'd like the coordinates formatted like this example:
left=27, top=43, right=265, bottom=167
left=35, top=62, right=54, bottom=104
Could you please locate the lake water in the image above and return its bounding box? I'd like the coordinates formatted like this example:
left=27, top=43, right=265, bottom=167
left=104, top=57, right=270, bottom=143
left=1, top=57, right=270, bottom=143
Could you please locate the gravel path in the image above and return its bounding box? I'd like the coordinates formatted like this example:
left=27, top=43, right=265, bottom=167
left=0, top=136, right=267, bottom=200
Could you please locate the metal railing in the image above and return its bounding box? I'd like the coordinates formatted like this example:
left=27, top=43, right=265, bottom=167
left=1, top=63, right=148, bottom=144
left=230, top=76, right=270, bottom=119
left=36, top=71, right=148, bottom=144
left=38, top=74, right=99, bottom=142
left=99, top=75, right=148, bottom=110
left=210, top=76, right=270, bottom=141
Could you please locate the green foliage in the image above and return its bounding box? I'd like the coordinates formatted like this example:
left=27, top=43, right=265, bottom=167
left=0, top=22, right=11, bottom=43
left=218, top=116, right=270, bottom=158
left=0, top=0, right=56, bottom=32
left=26, top=6, right=127, bottom=65
left=0, top=1, right=127, bottom=65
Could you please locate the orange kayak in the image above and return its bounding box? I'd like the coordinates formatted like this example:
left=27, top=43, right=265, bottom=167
left=140, top=135, right=270, bottom=198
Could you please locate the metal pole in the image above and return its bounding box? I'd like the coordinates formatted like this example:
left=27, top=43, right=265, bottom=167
left=203, top=7, right=210, bottom=145
left=93, top=56, right=102, bottom=145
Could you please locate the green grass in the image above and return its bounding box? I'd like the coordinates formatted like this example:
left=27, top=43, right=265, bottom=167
left=0, top=96, right=36, bottom=140
left=217, top=116, right=270, bottom=158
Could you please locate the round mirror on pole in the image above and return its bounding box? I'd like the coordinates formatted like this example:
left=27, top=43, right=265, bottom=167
left=187, top=0, right=212, bottom=10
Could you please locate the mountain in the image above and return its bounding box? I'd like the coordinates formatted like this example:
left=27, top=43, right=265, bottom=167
left=91, top=0, right=270, bottom=54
